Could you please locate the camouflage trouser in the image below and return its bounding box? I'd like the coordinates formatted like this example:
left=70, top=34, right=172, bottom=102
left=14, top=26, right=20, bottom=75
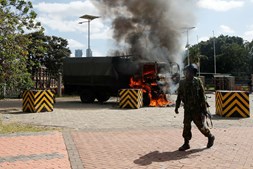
left=183, top=109, right=211, bottom=141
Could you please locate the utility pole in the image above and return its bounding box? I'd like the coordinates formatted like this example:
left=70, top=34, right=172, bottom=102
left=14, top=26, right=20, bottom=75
left=197, top=35, right=200, bottom=76
left=213, top=31, right=216, bottom=74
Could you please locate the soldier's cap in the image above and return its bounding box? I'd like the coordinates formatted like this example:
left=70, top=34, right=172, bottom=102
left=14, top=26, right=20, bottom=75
left=184, top=64, right=198, bottom=74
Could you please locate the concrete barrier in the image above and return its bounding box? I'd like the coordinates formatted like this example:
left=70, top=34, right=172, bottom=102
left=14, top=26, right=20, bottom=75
left=215, top=90, right=250, bottom=117
left=119, top=89, right=143, bottom=109
left=22, top=90, right=54, bottom=113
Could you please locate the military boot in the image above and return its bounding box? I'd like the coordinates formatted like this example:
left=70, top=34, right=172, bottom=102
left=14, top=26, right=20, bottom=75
left=178, top=139, right=190, bottom=151
left=207, top=134, right=215, bottom=148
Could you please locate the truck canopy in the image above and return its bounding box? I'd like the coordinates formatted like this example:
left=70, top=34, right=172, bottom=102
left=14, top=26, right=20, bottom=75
left=63, top=57, right=136, bottom=87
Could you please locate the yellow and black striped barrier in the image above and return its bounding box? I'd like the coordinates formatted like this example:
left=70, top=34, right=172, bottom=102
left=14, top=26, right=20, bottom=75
left=119, top=89, right=143, bottom=109
left=215, top=90, right=250, bottom=118
left=22, top=90, right=55, bottom=113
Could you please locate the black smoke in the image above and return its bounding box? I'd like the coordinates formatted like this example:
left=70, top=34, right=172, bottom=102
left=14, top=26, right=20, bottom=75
left=93, top=0, right=195, bottom=62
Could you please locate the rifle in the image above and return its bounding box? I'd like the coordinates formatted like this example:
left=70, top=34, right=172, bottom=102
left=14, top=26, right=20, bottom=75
left=202, top=99, right=213, bottom=128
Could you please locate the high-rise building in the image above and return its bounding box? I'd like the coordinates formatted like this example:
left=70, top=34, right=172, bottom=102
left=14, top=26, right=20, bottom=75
left=75, top=49, right=83, bottom=57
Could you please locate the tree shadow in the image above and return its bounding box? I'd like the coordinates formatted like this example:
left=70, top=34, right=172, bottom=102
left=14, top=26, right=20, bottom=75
left=134, top=148, right=207, bottom=166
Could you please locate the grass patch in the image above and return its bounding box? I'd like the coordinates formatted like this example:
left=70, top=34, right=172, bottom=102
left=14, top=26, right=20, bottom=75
left=0, top=115, right=54, bottom=134
left=0, top=122, right=51, bottom=134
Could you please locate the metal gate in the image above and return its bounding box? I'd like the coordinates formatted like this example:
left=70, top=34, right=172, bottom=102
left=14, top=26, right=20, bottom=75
left=0, top=67, right=59, bottom=99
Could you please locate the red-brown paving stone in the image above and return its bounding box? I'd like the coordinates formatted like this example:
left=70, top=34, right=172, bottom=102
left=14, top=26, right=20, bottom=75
left=0, top=158, right=71, bottom=169
left=71, top=127, right=253, bottom=169
left=0, top=131, right=71, bottom=169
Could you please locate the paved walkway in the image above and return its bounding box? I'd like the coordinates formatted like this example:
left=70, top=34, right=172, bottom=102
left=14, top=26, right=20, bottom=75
left=1, top=94, right=253, bottom=168
left=0, top=131, right=71, bottom=169
left=1, top=94, right=253, bottom=130
left=70, top=127, right=253, bottom=169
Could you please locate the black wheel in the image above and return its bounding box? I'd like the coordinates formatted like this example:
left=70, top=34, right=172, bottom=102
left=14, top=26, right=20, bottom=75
left=80, top=91, right=95, bottom=103
left=96, top=94, right=110, bottom=103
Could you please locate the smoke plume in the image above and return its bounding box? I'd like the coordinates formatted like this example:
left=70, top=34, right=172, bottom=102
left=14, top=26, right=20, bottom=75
left=93, top=0, right=195, bottom=63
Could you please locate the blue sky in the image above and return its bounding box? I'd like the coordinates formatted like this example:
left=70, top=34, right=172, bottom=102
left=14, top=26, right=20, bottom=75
left=30, top=0, right=253, bottom=57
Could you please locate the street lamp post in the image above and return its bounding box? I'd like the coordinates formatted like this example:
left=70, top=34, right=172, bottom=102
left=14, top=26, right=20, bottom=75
left=197, top=35, right=200, bottom=76
left=213, top=31, right=216, bottom=74
left=79, top=14, right=100, bottom=57
left=185, top=26, right=195, bottom=65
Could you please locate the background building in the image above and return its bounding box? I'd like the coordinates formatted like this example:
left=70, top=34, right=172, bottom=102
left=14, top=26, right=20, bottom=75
left=75, top=49, right=83, bottom=57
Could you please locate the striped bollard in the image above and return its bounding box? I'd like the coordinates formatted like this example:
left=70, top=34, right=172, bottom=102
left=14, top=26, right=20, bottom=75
left=22, top=90, right=55, bottom=113
left=215, top=90, right=250, bottom=117
left=119, top=89, right=143, bottom=109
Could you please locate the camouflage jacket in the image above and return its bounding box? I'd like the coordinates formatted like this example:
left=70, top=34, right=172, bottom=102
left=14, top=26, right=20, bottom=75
left=175, top=77, right=206, bottom=111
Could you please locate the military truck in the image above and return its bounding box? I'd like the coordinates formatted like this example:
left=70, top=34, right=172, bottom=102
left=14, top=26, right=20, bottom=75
left=63, top=56, right=179, bottom=105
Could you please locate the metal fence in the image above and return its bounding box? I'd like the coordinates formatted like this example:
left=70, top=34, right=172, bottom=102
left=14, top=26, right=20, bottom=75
left=0, top=83, right=23, bottom=98
left=0, top=70, right=59, bottom=99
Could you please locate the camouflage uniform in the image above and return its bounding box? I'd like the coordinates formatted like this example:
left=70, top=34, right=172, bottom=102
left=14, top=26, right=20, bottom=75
left=176, top=77, right=211, bottom=141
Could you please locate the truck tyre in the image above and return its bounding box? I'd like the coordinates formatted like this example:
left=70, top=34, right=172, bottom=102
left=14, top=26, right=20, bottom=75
left=96, top=94, right=110, bottom=103
left=80, top=91, right=95, bottom=103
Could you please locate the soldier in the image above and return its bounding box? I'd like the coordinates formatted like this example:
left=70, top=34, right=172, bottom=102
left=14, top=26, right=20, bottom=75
left=175, top=64, right=215, bottom=151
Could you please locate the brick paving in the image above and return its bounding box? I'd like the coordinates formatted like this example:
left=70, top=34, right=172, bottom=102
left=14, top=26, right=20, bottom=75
left=63, top=131, right=84, bottom=169
left=0, top=132, right=71, bottom=169
left=71, top=127, right=253, bottom=169
left=1, top=94, right=253, bottom=168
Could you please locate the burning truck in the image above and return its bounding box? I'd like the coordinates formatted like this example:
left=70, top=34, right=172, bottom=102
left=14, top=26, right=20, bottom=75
left=63, top=56, right=180, bottom=107
left=67, top=0, right=194, bottom=106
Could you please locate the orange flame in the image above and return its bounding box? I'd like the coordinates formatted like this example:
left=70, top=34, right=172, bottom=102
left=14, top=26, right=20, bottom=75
left=129, top=76, right=172, bottom=107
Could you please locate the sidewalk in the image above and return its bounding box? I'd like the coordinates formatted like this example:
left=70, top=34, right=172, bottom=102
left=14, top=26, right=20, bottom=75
left=1, top=94, right=253, bottom=168
left=70, top=127, right=253, bottom=169
left=1, top=127, right=253, bottom=169
left=0, top=131, right=71, bottom=169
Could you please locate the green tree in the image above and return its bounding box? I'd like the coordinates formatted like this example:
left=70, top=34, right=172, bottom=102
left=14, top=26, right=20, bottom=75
left=0, top=0, right=42, bottom=95
left=45, top=36, right=71, bottom=78
left=26, top=32, right=71, bottom=79
left=190, top=35, right=250, bottom=76
left=217, top=43, right=248, bottom=75
left=26, top=31, right=48, bottom=75
left=244, top=40, right=253, bottom=74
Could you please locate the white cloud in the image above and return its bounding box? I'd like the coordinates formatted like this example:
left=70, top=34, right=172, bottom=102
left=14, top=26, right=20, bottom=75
left=34, top=1, right=98, bottom=18
left=68, top=38, right=85, bottom=49
left=245, top=30, right=253, bottom=37
left=68, top=38, right=86, bottom=57
left=220, top=25, right=235, bottom=34
left=241, top=24, right=253, bottom=41
left=67, top=38, right=105, bottom=56
left=249, top=25, right=253, bottom=30
left=199, top=36, right=209, bottom=42
left=197, top=0, right=244, bottom=12
left=92, top=50, right=104, bottom=57
left=33, top=0, right=112, bottom=41
left=91, top=27, right=113, bottom=40
left=37, top=16, right=79, bottom=32
left=32, top=0, right=115, bottom=56
left=244, top=31, right=253, bottom=42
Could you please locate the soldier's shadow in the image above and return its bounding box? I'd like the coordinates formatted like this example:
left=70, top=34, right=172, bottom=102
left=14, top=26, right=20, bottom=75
left=134, top=148, right=206, bottom=166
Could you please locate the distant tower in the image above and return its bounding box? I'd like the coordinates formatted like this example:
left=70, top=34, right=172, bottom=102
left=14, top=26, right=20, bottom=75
left=75, top=49, right=83, bottom=57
